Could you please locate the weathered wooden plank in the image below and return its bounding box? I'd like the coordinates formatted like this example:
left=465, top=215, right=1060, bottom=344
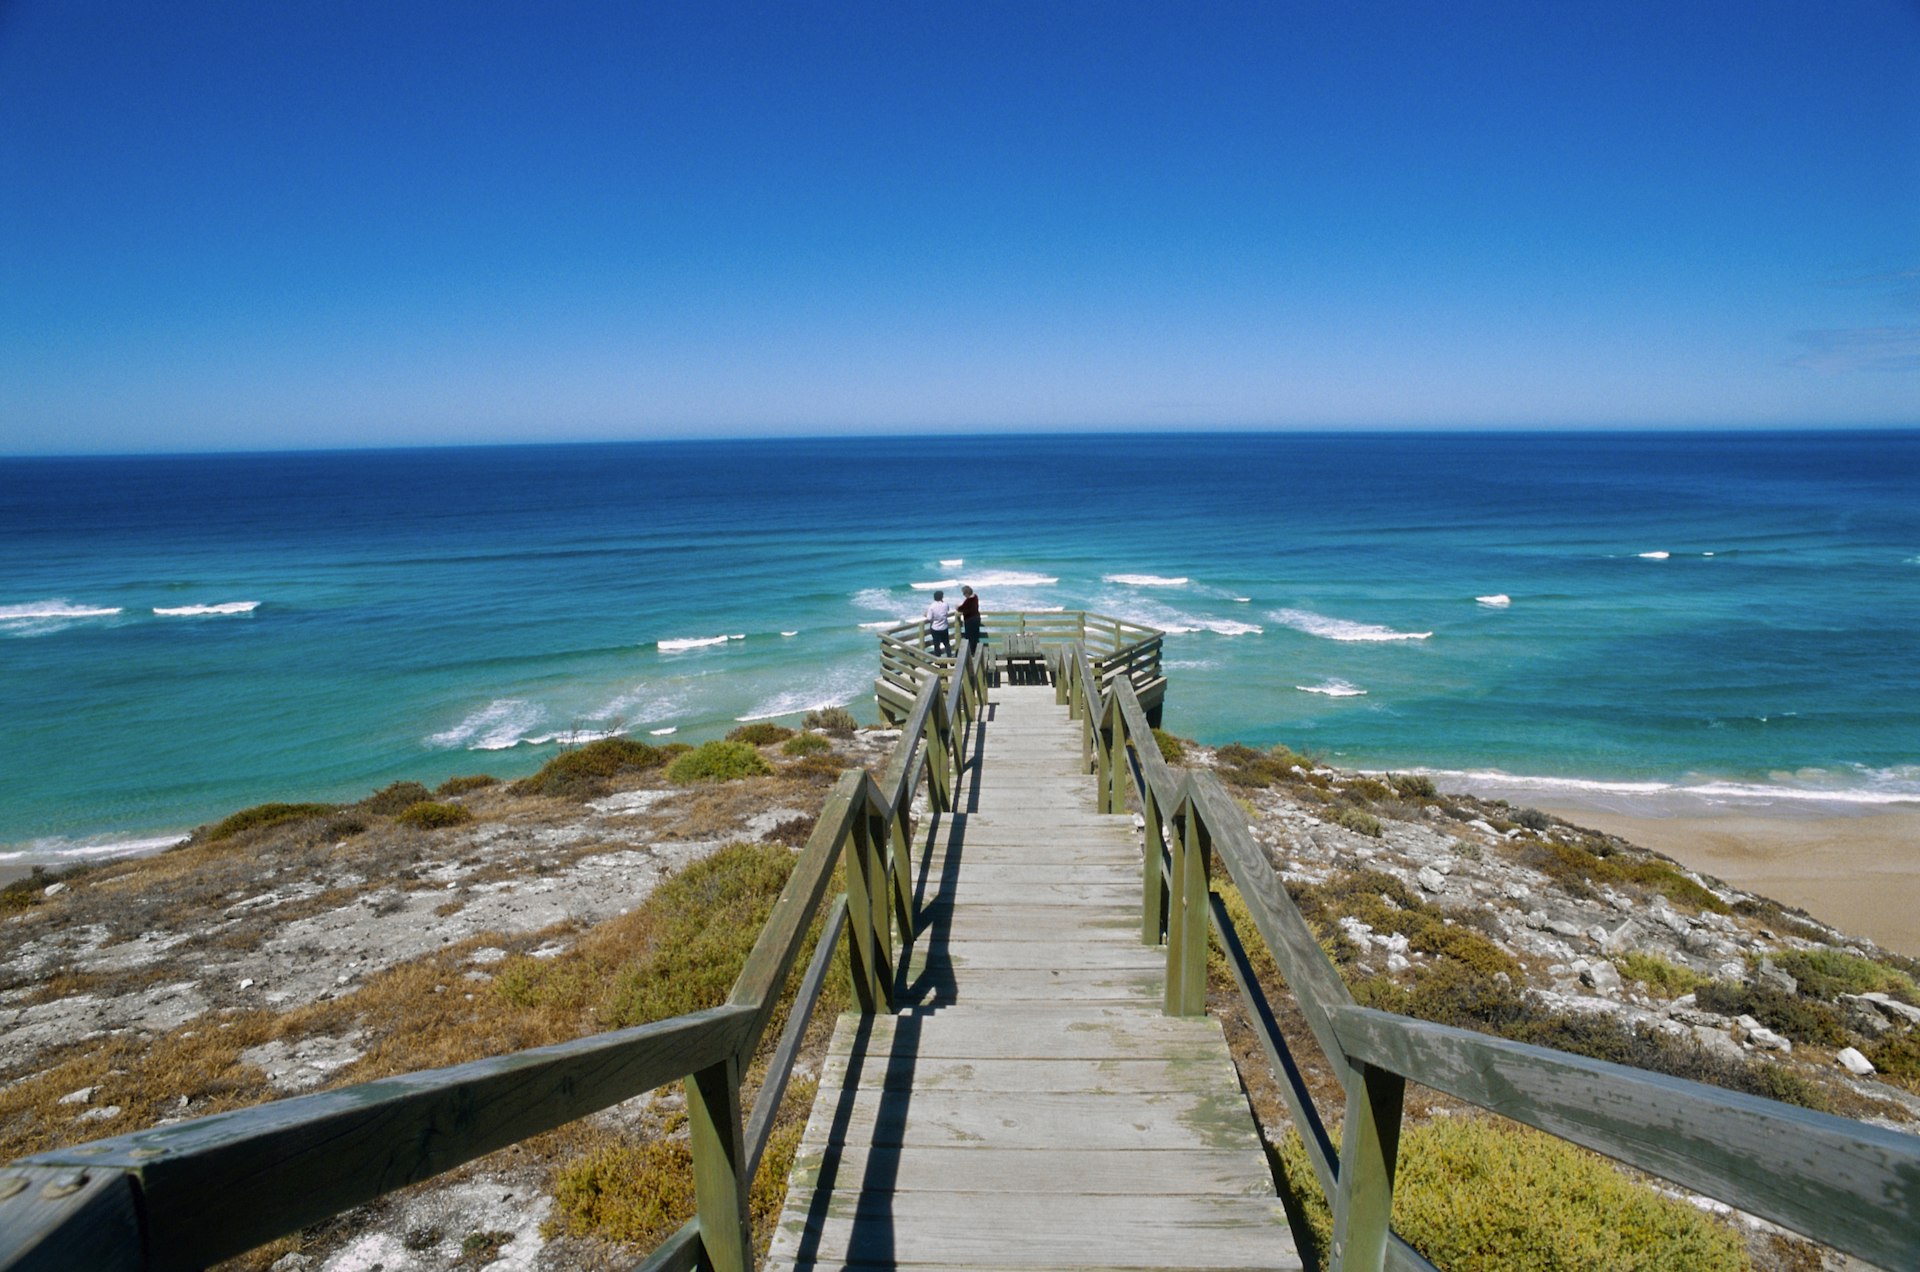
left=786, top=1142, right=1272, bottom=1196
left=821, top=1010, right=1226, bottom=1062
left=1332, top=1004, right=1920, bottom=1272
left=816, top=1055, right=1241, bottom=1094
left=904, top=942, right=1166, bottom=972
left=799, top=1087, right=1268, bottom=1154
left=768, top=1192, right=1297, bottom=1269
left=0, top=1165, right=143, bottom=1272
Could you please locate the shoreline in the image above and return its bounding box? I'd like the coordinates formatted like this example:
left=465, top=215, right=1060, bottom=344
left=1528, top=802, right=1920, bottom=961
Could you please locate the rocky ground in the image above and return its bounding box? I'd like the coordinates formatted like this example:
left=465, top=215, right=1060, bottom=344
left=2, top=725, right=1915, bottom=1270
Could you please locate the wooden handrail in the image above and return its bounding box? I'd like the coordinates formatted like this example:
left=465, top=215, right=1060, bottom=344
left=0, top=645, right=990, bottom=1272
left=1089, top=668, right=1920, bottom=1272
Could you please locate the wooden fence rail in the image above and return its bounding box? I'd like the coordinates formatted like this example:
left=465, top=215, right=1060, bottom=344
left=0, top=643, right=993, bottom=1272
left=1051, top=644, right=1920, bottom=1272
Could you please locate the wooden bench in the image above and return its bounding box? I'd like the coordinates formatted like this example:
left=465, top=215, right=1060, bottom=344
left=998, top=631, right=1051, bottom=686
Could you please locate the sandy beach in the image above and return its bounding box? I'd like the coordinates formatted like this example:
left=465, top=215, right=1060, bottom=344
left=1535, top=803, right=1920, bottom=959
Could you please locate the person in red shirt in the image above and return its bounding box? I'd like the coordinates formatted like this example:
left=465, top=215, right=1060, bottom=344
left=955, top=585, right=982, bottom=648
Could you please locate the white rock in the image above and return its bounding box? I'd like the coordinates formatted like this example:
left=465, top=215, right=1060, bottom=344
left=57, top=1086, right=96, bottom=1105
left=1581, top=962, right=1624, bottom=994
left=1386, top=953, right=1412, bottom=974
left=237, top=978, right=255, bottom=991
left=1742, top=1021, right=1792, bottom=1053
left=43, top=882, right=68, bottom=898
left=1416, top=866, right=1447, bottom=893
left=1836, top=1046, right=1876, bottom=1076
left=1379, top=932, right=1410, bottom=955
left=75, top=1105, right=121, bottom=1123
left=1860, top=992, right=1920, bottom=1026
left=1717, top=962, right=1745, bottom=981
left=1501, top=881, right=1530, bottom=901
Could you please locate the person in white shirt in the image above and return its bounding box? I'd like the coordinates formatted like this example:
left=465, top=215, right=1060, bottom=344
left=925, top=590, right=953, bottom=655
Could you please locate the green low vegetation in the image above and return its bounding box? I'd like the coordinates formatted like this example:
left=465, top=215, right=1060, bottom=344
left=201, top=802, right=338, bottom=843
left=1696, top=979, right=1849, bottom=1048
left=781, top=732, right=831, bottom=756
left=511, top=738, right=670, bottom=798
left=1616, top=950, right=1706, bottom=998
left=1767, top=948, right=1917, bottom=1004
left=803, top=706, right=858, bottom=734
left=1866, top=1031, right=1920, bottom=1093
left=527, top=841, right=846, bottom=1254
left=665, top=740, right=775, bottom=785
left=1333, top=806, right=1383, bottom=838
left=434, top=774, right=496, bottom=797
left=1295, top=869, right=1520, bottom=982
left=1151, top=728, right=1186, bottom=764
left=1214, top=743, right=1328, bottom=790
left=1509, top=834, right=1729, bottom=914
left=1277, top=1116, right=1750, bottom=1271
left=727, top=721, right=795, bottom=747
left=396, top=801, right=474, bottom=830
left=1390, top=773, right=1437, bottom=799
left=359, top=781, right=433, bottom=815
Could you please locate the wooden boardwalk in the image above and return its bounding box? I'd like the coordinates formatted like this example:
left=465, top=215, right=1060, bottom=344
left=767, top=685, right=1300, bottom=1271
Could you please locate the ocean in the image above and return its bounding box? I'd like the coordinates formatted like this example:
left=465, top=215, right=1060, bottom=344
left=3, top=430, right=1916, bottom=867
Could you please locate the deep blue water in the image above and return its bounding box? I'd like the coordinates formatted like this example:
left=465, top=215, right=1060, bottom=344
left=3, top=430, right=1917, bottom=863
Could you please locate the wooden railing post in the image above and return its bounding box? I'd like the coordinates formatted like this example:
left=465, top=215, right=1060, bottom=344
left=687, top=1055, right=752, bottom=1272
left=1163, top=796, right=1209, bottom=1016
left=1101, top=694, right=1125, bottom=814
left=1330, top=1061, right=1405, bottom=1272
left=864, top=795, right=893, bottom=1002
left=927, top=692, right=953, bottom=814
left=1140, top=775, right=1168, bottom=946
left=844, top=794, right=888, bottom=1013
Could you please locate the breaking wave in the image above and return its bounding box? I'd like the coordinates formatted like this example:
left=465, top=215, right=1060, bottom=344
left=1103, top=574, right=1189, bottom=587
left=657, top=634, right=744, bottom=652
left=153, top=601, right=260, bottom=616
left=1297, top=679, right=1368, bottom=697
left=1475, top=594, right=1511, bottom=608
left=427, top=699, right=545, bottom=751
left=1269, top=608, right=1431, bottom=642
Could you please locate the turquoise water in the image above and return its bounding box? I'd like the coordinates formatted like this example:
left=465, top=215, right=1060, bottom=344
left=3, top=431, right=1916, bottom=863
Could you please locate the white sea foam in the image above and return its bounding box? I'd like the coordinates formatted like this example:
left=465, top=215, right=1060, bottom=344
left=1, top=599, right=125, bottom=635
left=859, top=619, right=907, bottom=630
left=153, top=601, right=260, bottom=616
left=523, top=727, right=625, bottom=747
left=1202, top=619, right=1263, bottom=636
left=1297, top=679, right=1368, bottom=697
left=1233, top=596, right=1251, bottom=603
left=428, top=699, right=544, bottom=751
left=1425, top=765, right=1920, bottom=810
left=0, top=832, right=191, bottom=867
left=736, top=663, right=871, bottom=722
left=1475, top=594, right=1511, bottom=608
left=1269, top=608, right=1431, bottom=642
left=649, top=726, right=678, bottom=736
left=781, top=630, right=798, bottom=637
left=940, top=558, right=964, bottom=567
left=1104, top=574, right=1189, bottom=588
left=852, top=587, right=901, bottom=612
left=909, top=569, right=1058, bottom=590
left=657, top=634, right=743, bottom=652
left=1638, top=551, right=1671, bottom=560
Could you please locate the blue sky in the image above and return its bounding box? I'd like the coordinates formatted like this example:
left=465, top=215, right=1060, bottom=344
left=2, top=2, right=1916, bottom=454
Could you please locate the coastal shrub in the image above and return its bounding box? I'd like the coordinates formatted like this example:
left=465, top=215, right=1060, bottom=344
left=1865, top=1032, right=1920, bottom=1093
left=1731, top=896, right=1830, bottom=942
left=781, top=751, right=849, bottom=783
left=1341, top=777, right=1394, bottom=804
left=1293, top=870, right=1521, bottom=982
left=1275, top=1116, right=1750, bottom=1271
left=396, top=801, right=474, bottom=830
left=435, top=774, right=496, bottom=797
left=1696, top=980, right=1849, bottom=1048
left=1512, top=836, right=1729, bottom=914
left=321, top=814, right=368, bottom=840
left=1390, top=773, right=1438, bottom=799
left=511, top=738, right=666, bottom=798
left=666, top=740, right=774, bottom=785
left=1617, top=951, right=1706, bottom=998
left=803, top=706, right=858, bottom=735
left=1334, top=806, right=1383, bottom=838
left=359, top=781, right=434, bottom=816
left=1513, top=806, right=1554, bottom=832
left=597, top=842, right=810, bottom=1028
left=1151, top=728, right=1186, bottom=764
left=1769, top=947, right=1917, bottom=1004
left=2, top=871, right=48, bottom=911
left=727, top=722, right=794, bottom=747
left=201, top=802, right=338, bottom=843
left=780, top=732, right=831, bottom=756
